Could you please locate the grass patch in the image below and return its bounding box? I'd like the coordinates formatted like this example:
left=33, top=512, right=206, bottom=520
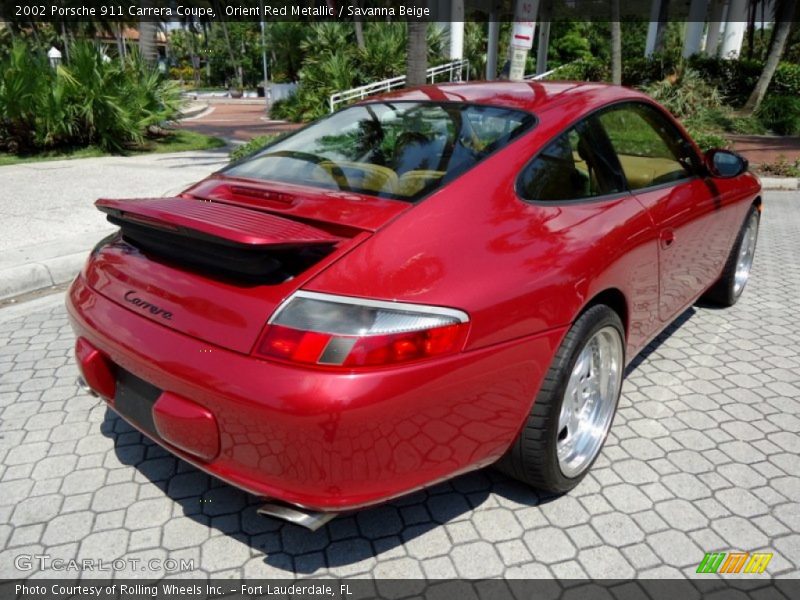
left=143, top=130, right=227, bottom=153
left=0, top=130, right=225, bottom=166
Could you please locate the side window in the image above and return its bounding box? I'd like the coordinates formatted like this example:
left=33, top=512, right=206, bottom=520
left=518, top=119, right=625, bottom=202
left=597, top=103, right=696, bottom=190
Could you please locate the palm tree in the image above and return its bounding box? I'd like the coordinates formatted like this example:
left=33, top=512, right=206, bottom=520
left=139, top=20, right=157, bottom=63
left=137, top=0, right=157, bottom=62
left=406, top=22, right=428, bottom=87
left=351, top=0, right=365, bottom=50
left=210, top=0, right=243, bottom=89
left=611, top=0, right=622, bottom=85
left=743, top=0, right=797, bottom=114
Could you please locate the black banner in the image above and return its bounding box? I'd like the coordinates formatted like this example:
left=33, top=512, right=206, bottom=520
left=2, top=0, right=798, bottom=23
left=2, top=579, right=800, bottom=600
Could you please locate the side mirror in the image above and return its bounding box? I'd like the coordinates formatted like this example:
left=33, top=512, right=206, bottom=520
left=705, top=149, right=748, bottom=178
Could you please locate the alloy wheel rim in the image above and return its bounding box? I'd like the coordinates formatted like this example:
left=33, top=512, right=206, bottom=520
left=733, top=213, right=759, bottom=297
left=557, top=326, right=623, bottom=478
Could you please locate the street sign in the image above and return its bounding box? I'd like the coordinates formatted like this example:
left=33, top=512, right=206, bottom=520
left=512, top=21, right=535, bottom=50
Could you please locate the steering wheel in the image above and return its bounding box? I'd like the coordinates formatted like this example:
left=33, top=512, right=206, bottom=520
left=260, top=150, right=351, bottom=191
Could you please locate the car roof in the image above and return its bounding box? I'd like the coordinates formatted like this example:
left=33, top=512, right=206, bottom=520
left=369, top=81, right=651, bottom=115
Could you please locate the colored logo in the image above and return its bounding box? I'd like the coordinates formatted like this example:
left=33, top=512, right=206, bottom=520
left=697, top=552, right=773, bottom=574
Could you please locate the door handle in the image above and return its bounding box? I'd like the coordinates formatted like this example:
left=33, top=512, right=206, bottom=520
left=660, top=229, right=675, bottom=249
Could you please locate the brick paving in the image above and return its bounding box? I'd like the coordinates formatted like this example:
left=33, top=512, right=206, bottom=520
left=0, top=191, right=798, bottom=579
left=729, top=135, right=800, bottom=166
left=179, top=103, right=301, bottom=143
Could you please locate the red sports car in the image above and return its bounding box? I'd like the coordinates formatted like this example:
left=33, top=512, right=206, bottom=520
left=67, top=82, right=761, bottom=529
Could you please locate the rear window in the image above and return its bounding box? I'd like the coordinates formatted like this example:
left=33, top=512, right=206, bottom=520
left=224, top=102, right=535, bottom=201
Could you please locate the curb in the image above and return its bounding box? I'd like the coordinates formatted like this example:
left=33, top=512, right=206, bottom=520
left=179, top=101, right=210, bottom=120
left=759, top=177, right=799, bottom=191
left=0, top=251, right=88, bottom=302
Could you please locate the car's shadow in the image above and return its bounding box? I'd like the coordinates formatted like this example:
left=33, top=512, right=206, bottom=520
left=100, top=306, right=697, bottom=574
left=625, top=306, right=696, bottom=376
left=101, top=408, right=557, bottom=573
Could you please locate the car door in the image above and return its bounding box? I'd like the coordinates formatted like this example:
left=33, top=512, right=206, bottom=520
left=516, top=116, right=661, bottom=356
left=595, top=102, right=732, bottom=322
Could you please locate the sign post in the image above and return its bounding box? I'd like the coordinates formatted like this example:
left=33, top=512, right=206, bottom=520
left=508, top=0, right=539, bottom=80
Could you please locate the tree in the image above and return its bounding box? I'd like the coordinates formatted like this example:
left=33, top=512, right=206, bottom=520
left=352, top=0, right=366, bottom=50
left=610, top=0, right=622, bottom=85
left=138, top=21, right=157, bottom=63
left=210, top=0, right=243, bottom=89
left=743, top=0, right=797, bottom=114
left=406, top=22, right=428, bottom=87
left=652, top=0, right=670, bottom=55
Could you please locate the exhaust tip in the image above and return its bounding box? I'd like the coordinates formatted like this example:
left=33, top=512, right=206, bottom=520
left=257, top=502, right=336, bottom=531
left=76, top=376, right=98, bottom=397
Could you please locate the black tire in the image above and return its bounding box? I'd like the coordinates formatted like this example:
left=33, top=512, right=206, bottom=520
left=496, top=305, right=625, bottom=494
left=703, top=205, right=760, bottom=307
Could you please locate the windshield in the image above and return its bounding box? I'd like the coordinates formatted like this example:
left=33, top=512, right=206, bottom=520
left=224, top=102, right=535, bottom=201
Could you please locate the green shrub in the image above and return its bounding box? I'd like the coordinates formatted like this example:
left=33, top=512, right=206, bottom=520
left=756, top=95, right=800, bottom=136
left=547, top=57, right=610, bottom=82
left=758, top=156, right=800, bottom=177
left=771, top=62, right=800, bottom=97
left=229, top=134, right=279, bottom=162
left=622, top=56, right=673, bottom=87
left=622, top=56, right=798, bottom=110
left=0, top=41, right=55, bottom=153
left=641, top=68, right=723, bottom=120
left=269, top=97, right=291, bottom=121
left=687, top=129, right=729, bottom=153
left=169, top=65, right=195, bottom=82
left=0, top=40, right=180, bottom=154
left=686, top=56, right=761, bottom=106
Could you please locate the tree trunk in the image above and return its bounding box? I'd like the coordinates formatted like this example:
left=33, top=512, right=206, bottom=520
left=611, top=0, right=622, bottom=85
left=654, top=0, right=670, bottom=54
left=353, top=0, right=365, bottom=50
left=212, top=2, right=243, bottom=89
left=746, top=0, right=757, bottom=60
left=743, top=0, right=797, bottom=114
left=406, top=22, right=428, bottom=87
left=138, top=20, right=157, bottom=63
left=355, top=21, right=365, bottom=50
left=116, top=24, right=126, bottom=59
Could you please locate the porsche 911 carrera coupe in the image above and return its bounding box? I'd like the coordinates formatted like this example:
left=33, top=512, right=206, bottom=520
left=67, top=81, right=761, bottom=529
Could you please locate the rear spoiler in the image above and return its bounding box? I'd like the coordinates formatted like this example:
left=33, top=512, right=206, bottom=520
left=96, top=197, right=340, bottom=249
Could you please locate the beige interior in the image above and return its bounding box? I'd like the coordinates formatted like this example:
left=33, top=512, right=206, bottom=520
left=313, top=163, right=446, bottom=197
left=616, top=155, right=686, bottom=189
left=397, top=170, right=446, bottom=197
left=319, top=161, right=399, bottom=194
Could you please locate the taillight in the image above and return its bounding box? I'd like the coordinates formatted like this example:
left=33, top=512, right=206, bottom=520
left=256, top=291, right=469, bottom=368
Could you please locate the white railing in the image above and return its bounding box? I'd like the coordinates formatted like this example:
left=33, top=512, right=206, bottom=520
left=329, top=59, right=470, bottom=113
left=524, top=61, right=577, bottom=81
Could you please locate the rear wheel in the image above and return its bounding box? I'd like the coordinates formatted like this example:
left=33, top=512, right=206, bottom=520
left=703, top=205, right=760, bottom=307
left=497, top=305, right=625, bottom=493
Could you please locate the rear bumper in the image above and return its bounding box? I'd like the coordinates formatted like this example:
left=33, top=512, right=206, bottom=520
left=66, top=275, right=566, bottom=510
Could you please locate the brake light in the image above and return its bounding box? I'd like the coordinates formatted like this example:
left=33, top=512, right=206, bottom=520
left=256, top=291, right=469, bottom=368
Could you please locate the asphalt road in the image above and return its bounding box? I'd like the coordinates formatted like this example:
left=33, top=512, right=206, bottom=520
left=0, top=192, right=798, bottom=579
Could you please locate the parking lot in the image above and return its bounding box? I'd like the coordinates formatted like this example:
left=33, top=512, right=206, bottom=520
left=0, top=191, right=798, bottom=579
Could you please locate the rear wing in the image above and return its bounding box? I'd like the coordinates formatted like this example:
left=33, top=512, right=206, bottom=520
left=96, top=197, right=340, bottom=249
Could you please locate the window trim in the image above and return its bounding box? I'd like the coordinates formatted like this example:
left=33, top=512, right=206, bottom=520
left=515, top=98, right=703, bottom=205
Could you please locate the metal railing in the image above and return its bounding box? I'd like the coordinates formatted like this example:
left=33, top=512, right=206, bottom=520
left=329, top=59, right=470, bottom=113
left=524, top=61, right=577, bottom=81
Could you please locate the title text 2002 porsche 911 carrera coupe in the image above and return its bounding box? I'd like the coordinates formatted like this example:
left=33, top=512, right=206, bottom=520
left=67, top=81, right=761, bottom=528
